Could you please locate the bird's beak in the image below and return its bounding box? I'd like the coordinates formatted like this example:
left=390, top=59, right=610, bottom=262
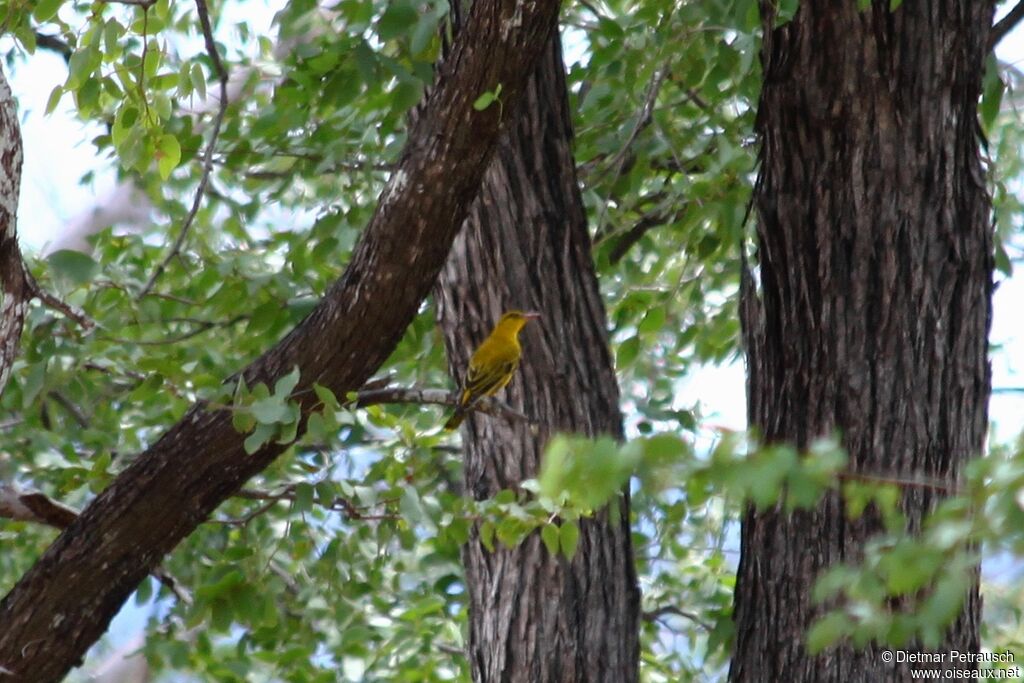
left=523, top=311, right=542, bottom=320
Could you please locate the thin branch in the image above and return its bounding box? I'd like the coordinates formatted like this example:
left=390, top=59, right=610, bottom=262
left=435, top=643, right=467, bottom=658
left=353, top=385, right=533, bottom=425
left=838, top=471, right=961, bottom=495
left=0, top=417, right=23, bottom=431
left=47, top=391, right=89, bottom=429
left=597, top=63, right=669, bottom=183
left=150, top=568, right=192, bottom=605
left=26, top=277, right=95, bottom=331
left=608, top=206, right=687, bottom=264
left=95, top=279, right=198, bottom=305
left=98, top=313, right=247, bottom=346
left=215, top=485, right=399, bottom=526
left=98, top=0, right=156, bottom=7
left=137, top=0, right=229, bottom=298
left=991, top=1, right=1024, bottom=50
left=642, top=605, right=712, bottom=632
left=214, top=497, right=281, bottom=527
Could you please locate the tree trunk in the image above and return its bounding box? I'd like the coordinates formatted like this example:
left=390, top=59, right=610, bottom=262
left=434, top=31, right=641, bottom=683
left=0, top=0, right=560, bottom=676
left=0, top=64, right=27, bottom=398
left=733, top=2, right=994, bottom=681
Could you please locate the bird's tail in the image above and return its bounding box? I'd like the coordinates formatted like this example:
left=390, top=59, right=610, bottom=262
left=444, top=409, right=465, bottom=431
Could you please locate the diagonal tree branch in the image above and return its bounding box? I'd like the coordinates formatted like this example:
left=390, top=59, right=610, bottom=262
left=0, top=0, right=562, bottom=677
left=991, top=1, right=1024, bottom=50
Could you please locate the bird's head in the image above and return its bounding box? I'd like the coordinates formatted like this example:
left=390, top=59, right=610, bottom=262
left=496, top=309, right=541, bottom=334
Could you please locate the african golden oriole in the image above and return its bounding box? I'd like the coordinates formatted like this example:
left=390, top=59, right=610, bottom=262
left=444, top=310, right=540, bottom=430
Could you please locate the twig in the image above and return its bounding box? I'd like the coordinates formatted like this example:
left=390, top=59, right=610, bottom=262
left=99, top=313, right=247, bottom=346
left=137, top=0, right=229, bottom=298
left=991, top=1, right=1024, bottom=50
left=215, top=497, right=282, bottom=526
left=838, top=471, right=961, bottom=495
left=151, top=567, right=193, bottom=604
left=99, top=0, right=156, bottom=5
left=642, top=605, right=712, bottom=632
left=95, top=279, right=198, bottom=305
left=436, top=643, right=466, bottom=657
left=47, top=391, right=89, bottom=428
left=26, top=276, right=95, bottom=331
left=215, top=485, right=400, bottom=526
left=608, top=206, right=687, bottom=264
left=597, top=63, right=669, bottom=183
left=354, top=385, right=533, bottom=425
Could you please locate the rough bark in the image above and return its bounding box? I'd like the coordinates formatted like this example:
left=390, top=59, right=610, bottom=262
left=0, top=0, right=560, bottom=678
left=733, top=2, right=994, bottom=682
left=0, top=63, right=27, bottom=399
left=434, top=30, right=641, bottom=683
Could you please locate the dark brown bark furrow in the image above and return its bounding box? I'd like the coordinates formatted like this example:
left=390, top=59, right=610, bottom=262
left=0, top=0, right=561, bottom=678
left=435, top=33, right=640, bottom=683
left=733, top=2, right=993, bottom=682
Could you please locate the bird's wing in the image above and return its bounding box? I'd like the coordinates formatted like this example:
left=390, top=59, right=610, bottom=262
left=462, top=354, right=518, bottom=404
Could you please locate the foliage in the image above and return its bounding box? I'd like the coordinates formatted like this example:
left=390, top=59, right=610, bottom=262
left=1, top=0, right=1024, bottom=680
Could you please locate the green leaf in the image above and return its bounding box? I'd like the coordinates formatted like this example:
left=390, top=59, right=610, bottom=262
left=541, top=523, right=559, bottom=556
left=377, top=1, right=419, bottom=41
left=980, top=56, right=1005, bottom=132
left=638, top=307, right=665, bottom=335
left=274, top=365, right=302, bottom=399
left=473, top=91, right=497, bottom=111
left=479, top=521, right=495, bottom=552
left=559, top=520, right=580, bottom=559
left=294, top=483, right=314, bottom=513
left=157, top=133, right=181, bottom=180
left=251, top=396, right=288, bottom=425
left=231, top=407, right=256, bottom=434
left=45, top=86, right=64, bottom=115
left=191, top=63, right=207, bottom=100
left=392, top=78, right=424, bottom=112
left=807, top=612, right=850, bottom=654
left=313, top=383, right=339, bottom=409
left=400, top=486, right=435, bottom=531
left=33, top=0, right=63, bottom=24
left=616, top=336, right=640, bottom=368
left=47, top=250, right=98, bottom=286
left=243, top=422, right=276, bottom=454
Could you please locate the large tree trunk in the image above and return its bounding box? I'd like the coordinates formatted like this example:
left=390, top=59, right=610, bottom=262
left=732, top=2, right=994, bottom=681
left=434, top=32, right=641, bottom=683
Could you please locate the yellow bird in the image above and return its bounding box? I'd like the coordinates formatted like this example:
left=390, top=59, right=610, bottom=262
left=444, top=310, right=541, bottom=430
